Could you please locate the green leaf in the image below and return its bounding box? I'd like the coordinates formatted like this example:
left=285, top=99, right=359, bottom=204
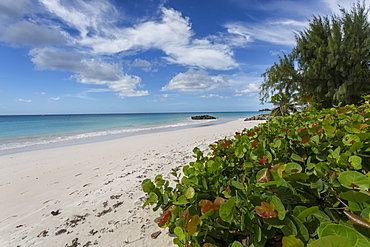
left=297, top=206, right=319, bottom=222
left=291, top=153, right=303, bottom=162
left=142, top=179, right=155, bottom=193
left=307, top=235, right=351, bottom=247
left=231, top=241, right=244, bottom=247
left=231, top=180, right=245, bottom=190
left=269, top=196, right=286, bottom=220
left=155, top=175, right=165, bottom=187
left=338, top=171, right=370, bottom=190
left=219, top=197, right=236, bottom=223
left=142, top=191, right=158, bottom=208
left=339, top=191, right=370, bottom=203
left=282, top=235, right=304, bottom=247
left=319, top=223, right=370, bottom=247
left=349, top=155, right=362, bottom=170
left=235, top=146, right=245, bottom=158
left=343, top=134, right=361, bottom=146
left=184, top=186, right=195, bottom=199
left=173, top=195, right=189, bottom=205
left=286, top=162, right=302, bottom=174
left=174, top=227, right=185, bottom=241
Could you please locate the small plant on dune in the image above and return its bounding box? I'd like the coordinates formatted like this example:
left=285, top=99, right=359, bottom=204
left=142, top=97, right=370, bottom=247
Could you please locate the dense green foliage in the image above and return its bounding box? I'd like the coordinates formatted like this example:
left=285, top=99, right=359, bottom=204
left=142, top=98, right=370, bottom=247
left=261, top=2, right=370, bottom=108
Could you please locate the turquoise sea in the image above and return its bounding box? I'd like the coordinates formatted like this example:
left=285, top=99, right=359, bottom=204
left=0, top=112, right=264, bottom=153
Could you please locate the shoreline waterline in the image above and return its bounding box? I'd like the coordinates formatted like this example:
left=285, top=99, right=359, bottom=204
left=0, top=112, right=266, bottom=155
left=0, top=118, right=233, bottom=156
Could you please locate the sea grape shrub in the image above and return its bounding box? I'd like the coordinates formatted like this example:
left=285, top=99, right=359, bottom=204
left=142, top=100, right=370, bottom=247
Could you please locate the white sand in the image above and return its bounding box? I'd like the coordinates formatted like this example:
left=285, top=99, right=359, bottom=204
left=0, top=119, right=264, bottom=247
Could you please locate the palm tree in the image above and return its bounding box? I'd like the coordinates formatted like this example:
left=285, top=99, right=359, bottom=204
left=270, top=91, right=299, bottom=116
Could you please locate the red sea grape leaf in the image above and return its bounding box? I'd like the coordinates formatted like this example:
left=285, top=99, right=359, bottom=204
left=343, top=211, right=370, bottom=229
left=198, top=200, right=214, bottom=215
left=255, top=202, right=277, bottom=219
left=203, top=244, right=213, bottom=247
left=297, top=127, right=307, bottom=132
left=252, top=139, right=259, bottom=148
left=186, top=215, right=200, bottom=235
left=301, top=135, right=310, bottom=144
left=257, top=168, right=273, bottom=183
left=258, top=155, right=268, bottom=165
left=214, top=197, right=226, bottom=212
left=247, top=131, right=256, bottom=137
left=158, top=211, right=171, bottom=227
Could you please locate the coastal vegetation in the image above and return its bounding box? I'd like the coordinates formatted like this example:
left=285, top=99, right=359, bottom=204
left=142, top=2, right=370, bottom=246
left=142, top=98, right=370, bottom=246
left=261, top=2, right=370, bottom=110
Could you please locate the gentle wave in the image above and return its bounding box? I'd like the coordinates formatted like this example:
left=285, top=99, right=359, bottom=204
left=0, top=119, right=217, bottom=151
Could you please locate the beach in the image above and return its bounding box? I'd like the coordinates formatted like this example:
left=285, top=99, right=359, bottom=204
left=0, top=119, right=265, bottom=247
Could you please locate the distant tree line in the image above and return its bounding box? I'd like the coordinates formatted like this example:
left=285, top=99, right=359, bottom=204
left=260, top=2, right=370, bottom=115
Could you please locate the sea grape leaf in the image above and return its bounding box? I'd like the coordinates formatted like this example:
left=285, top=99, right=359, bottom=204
left=339, top=191, right=370, bottom=203
left=174, top=226, right=185, bottom=240
left=291, top=153, right=303, bottom=162
left=184, top=186, right=195, bottom=199
left=338, top=171, right=370, bottom=190
left=257, top=168, right=273, bottom=183
left=174, top=195, right=189, bottom=205
left=255, top=202, right=277, bottom=219
left=186, top=214, right=200, bottom=235
left=361, top=207, right=370, bottom=221
left=285, top=162, right=302, bottom=174
left=198, top=200, right=214, bottom=215
left=349, top=155, right=362, bottom=170
left=297, top=206, right=319, bottom=222
left=142, top=191, right=158, bottom=208
left=268, top=196, right=286, bottom=220
left=343, top=211, right=370, bottom=229
left=142, top=179, right=155, bottom=193
left=318, top=223, right=370, bottom=246
left=213, top=197, right=225, bottom=212
left=235, top=146, right=245, bottom=158
left=301, top=134, right=310, bottom=144
left=231, top=241, right=244, bottom=247
left=231, top=180, right=245, bottom=190
left=219, top=197, right=236, bottom=223
left=307, top=235, right=351, bottom=247
left=343, top=134, right=361, bottom=146
left=155, top=175, right=165, bottom=187
left=281, top=235, right=304, bottom=247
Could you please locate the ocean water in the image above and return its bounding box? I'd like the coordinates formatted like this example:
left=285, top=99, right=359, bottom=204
left=0, top=112, right=264, bottom=153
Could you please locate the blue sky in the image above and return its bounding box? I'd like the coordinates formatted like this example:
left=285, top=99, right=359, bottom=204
left=0, top=0, right=355, bottom=114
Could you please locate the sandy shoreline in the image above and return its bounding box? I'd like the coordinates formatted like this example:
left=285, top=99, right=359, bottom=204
left=0, top=119, right=264, bottom=247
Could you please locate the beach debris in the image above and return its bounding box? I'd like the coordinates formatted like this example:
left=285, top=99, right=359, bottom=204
left=66, top=214, right=89, bottom=227
left=15, top=224, right=23, bottom=228
left=55, top=229, right=67, bottom=235
left=112, top=201, right=123, bottom=209
left=97, top=207, right=112, bottom=217
left=151, top=231, right=162, bottom=239
left=191, top=115, right=217, bottom=120
left=37, top=230, right=48, bottom=237
left=110, top=194, right=122, bottom=200
left=65, top=238, right=80, bottom=247
left=89, top=229, right=98, bottom=236
left=51, top=210, right=60, bottom=216
left=82, top=241, right=92, bottom=247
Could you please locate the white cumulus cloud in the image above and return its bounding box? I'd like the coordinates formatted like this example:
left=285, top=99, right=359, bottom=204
left=17, top=99, right=32, bottom=103
left=30, top=48, right=148, bottom=97
left=161, top=69, right=230, bottom=93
